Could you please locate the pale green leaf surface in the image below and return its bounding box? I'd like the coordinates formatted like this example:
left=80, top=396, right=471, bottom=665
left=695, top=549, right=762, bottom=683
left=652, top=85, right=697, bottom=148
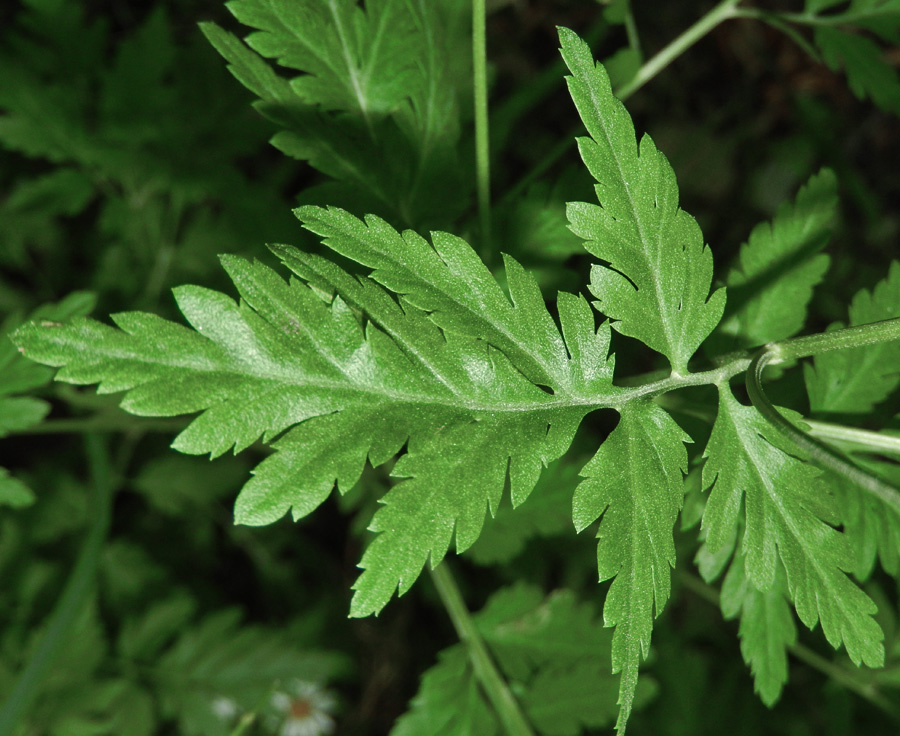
left=572, top=401, right=689, bottom=732
left=13, top=214, right=618, bottom=618
left=701, top=386, right=883, bottom=667
left=297, top=206, right=616, bottom=395
left=716, top=169, right=835, bottom=349
left=815, top=27, right=900, bottom=115
left=227, top=0, right=418, bottom=116
left=720, top=551, right=797, bottom=707
left=804, top=261, right=900, bottom=413
left=559, top=27, right=725, bottom=371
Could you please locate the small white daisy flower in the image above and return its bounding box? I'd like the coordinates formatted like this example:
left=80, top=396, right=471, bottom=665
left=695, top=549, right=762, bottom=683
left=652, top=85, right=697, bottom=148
left=210, top=696, right=241, bottom=721
left=268, top=680, right=337, bottom=736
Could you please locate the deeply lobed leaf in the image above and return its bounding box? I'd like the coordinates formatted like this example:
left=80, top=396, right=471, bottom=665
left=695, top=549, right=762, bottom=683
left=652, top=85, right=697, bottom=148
left=815, top=26, right=900, bottom=116
left=13, top=208, right=620, bottom=618
left=804, top=260, right=900, bottom=413
left=702, top=386, right=884, bottom=669
left=559, top=27, right=725, bottom=373
left=201, top=0, right=468, bottom=228
left=572, top=400, right=689, bottom=733
left=716, top=169, right=836, bottom=350
left=393, top=584, right=622, bottom=736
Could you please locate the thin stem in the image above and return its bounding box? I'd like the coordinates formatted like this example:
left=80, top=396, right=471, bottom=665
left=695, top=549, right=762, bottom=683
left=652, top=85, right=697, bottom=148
left=430, top=563, right=535, bottom=736
left=623, top=2, right=642, bottom=55
left=680, top=573, right=900, bottom=719
left=500, top=0, right=743, bottom=205
left=616, top=0, right=743, bottom=100
left=732, top=8, right=821, bottom=59
left=472, top=0, right=492, bottom=258
left=807, top=421, right=900, bottom=459
left=767, top=317, right=900, bottom=364
left=746, top=348, right=900, bottom=516
left=491, top=20, right=609, bottom=150
left=0, top=435, right=113, bottom=733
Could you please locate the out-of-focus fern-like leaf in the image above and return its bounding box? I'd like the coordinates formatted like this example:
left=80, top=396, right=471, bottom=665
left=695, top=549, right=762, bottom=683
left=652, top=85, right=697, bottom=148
left=572, top=401, right=689, bottom=733
left=156, top=609, right=348, bottom=736
left=813, top=26, right=900, bottom=116
left=834, top=456, right=900, bottom=579
left=390, top=647, right=499, bottom=736
left=0, top=169, right=94, bottom=268
left=226, top=0, right=418, bottom=115
left=559, top=28, right=725, bottom=372
left=12, top=207, right=619, bottom=618
left=715, top=169, right=835, bottom=350
left=702, top=386, right=884, bottom=670
left=201, top=0, right=469, bottom=228
left=0, top=291, right=96, bottom=508
left=805, top=0, right=900, bottom=41
left=0, top=469, right=35, bottom=509
left=805, top=261, right=900, bottom=413
left=393, top=584, right=623, bottom=736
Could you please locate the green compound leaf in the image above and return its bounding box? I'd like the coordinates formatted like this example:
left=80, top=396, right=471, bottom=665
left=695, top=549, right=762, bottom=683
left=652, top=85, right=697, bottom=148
left=717, top=168, right=835, bottom=349
left=393, top=584, right=622, bottom=736
left=12, top=209, right=619, bottom=620
left=559, top=27, right=725, bottom=373
left=156, top=608, right=348, bottom=736
left=572, top=401, right=689, bottom=733
left=297, top=205, right=615, bottom=395
left=225, top=0, right=418, bottom=116
left=804, top=261, right=900, bottom=413
left=803, top=265, right=900, bottom=581
left=805, top=1, right=900, bottom=43
left=702, top=386, right=884, bottom=669
left=834, top=457, right=900, bottom=580
left=814, top=27, right=900, bottom=116
left=720, top=550, right=797, bottom=707
left=390, top=647, right=499, bottom=736
left=201, top=0, right=468, bottom=228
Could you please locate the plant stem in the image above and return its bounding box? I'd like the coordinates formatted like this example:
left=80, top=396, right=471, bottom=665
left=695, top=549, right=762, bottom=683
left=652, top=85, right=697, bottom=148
left=500, top=0, right=743, bottom=205
left=680, top=573, right=900, bottom=720
left=472, top=0, right=492, bottom=258
left=731, top=8, right=821, bottom=59
left=492, top=19, right=609, bottom=150
left=807, top=421, right=900, bottom=459
left=0, top=435, right=113, bottom=734
left=746, top=347, right=900, bottom=516
left=430, top=562, right=535, bottom=736
left=767, top=317, right=900, bottom=363
left=615, top=0, right=744, bottom=100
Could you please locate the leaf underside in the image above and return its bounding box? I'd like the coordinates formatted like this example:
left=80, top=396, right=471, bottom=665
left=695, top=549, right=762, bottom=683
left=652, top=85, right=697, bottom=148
left=13, top=205, right=619, bottom=620
left=702, top=386, right=884, bottom=691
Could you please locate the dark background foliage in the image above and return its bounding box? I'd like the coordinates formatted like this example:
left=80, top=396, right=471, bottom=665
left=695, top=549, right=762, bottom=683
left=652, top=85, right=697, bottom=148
left=1, top=1, right=899, bottom=734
